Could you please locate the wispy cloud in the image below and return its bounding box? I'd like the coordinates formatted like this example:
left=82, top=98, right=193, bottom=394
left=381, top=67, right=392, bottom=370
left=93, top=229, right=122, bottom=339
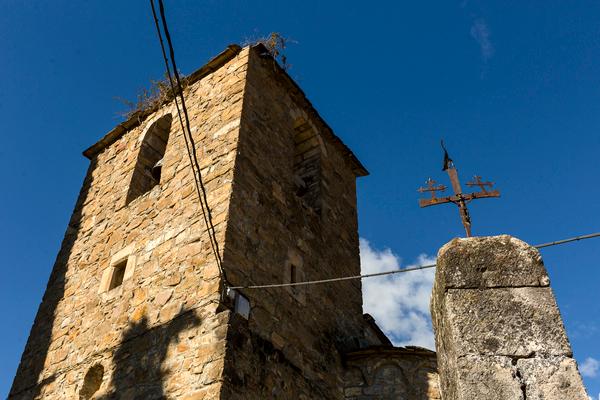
left=360, top=238, right=436, bottom=349
left=581, top=357, right=599, bottom=378
left=470, top=18, right=494, bottom=61
left=571, top=321, right=600, bottom=340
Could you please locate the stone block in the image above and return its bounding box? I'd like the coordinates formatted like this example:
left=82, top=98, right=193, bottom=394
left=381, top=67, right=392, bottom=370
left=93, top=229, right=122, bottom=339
left=436, top=235, right=549, bottom=289
left=517, top=356, right=589, bottom=400
left=454, top=355, right=523, bottom=400
left=432, top=236, right=588, bottom=400
left=441, top=287, right=571, bottom=357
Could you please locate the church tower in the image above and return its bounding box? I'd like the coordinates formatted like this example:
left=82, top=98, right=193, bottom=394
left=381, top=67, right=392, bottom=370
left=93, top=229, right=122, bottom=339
left=9, top=44, right=374, bottom=399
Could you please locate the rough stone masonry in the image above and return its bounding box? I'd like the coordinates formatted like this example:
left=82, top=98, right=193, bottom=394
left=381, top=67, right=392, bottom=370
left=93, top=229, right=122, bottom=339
left=431, top=235, right=589, bottom=400
left=10, top=43, right=442, bottom=400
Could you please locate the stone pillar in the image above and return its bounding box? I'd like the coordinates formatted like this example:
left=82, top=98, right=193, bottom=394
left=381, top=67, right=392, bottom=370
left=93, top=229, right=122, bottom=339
left=431, top=235, right=588, bottom=400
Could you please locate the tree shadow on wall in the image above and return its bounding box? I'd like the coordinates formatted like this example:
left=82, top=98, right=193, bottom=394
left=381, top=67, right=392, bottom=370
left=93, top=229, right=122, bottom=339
left=96, top=309, right=201, bottom=400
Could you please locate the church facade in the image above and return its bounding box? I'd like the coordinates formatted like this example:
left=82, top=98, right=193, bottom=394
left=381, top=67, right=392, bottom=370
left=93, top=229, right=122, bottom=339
left=10, top=44, right=439, bottom=399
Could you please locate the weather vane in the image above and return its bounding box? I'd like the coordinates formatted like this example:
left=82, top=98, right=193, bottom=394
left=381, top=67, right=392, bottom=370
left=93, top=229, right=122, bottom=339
left=417, top=141, right=500, bottom=237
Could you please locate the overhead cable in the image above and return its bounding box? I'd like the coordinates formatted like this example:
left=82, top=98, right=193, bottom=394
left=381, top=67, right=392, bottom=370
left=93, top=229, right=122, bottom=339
left=146, top=3, right=599, bottom=293
left=229, top=231, right=600, bottom=290
left=533, top=232, right=600, bottom=249
left=149, top=0, right=228, bottom=283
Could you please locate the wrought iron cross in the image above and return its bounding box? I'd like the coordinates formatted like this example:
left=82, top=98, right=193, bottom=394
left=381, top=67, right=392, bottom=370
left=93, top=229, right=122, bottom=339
left=466, top=175, right=494, bottom=193
left=418, top=141, right=500, bottom=237
left=417, top=178, right=447, bottom=200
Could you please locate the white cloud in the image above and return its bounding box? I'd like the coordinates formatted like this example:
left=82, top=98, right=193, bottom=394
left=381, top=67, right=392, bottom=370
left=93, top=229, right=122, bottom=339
left=470, top=18, right=494, bottom=61
left=360, top=238, right=436, bottom=350
left=581, top=357, right=599, bottom=378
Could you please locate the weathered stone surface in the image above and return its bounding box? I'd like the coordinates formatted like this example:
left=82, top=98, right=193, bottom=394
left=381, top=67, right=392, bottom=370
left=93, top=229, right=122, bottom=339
left=437, top=235, right=549, bottom=289
left=10, top=46, right=249, bottom=399
left=443, top=287, right=571, bottom=357
left=455, top=355, right=523, bottom=400
left=431, top=235, right=589, bottom=400
left=218, top=45, right=372, bottom=400
left=517, top=356, right=589, bottom=400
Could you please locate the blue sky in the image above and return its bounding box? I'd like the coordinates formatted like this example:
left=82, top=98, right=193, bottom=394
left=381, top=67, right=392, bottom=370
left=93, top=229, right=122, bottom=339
left=1, top=0, right=599, bottom=396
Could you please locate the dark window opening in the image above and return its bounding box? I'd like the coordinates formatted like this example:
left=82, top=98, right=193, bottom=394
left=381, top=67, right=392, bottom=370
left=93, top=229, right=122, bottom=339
left=286, top=261, right=305, bottom=302
left=293, top=120, right=322, bottom=213
left=290, top=264, right=298, bottom=284
left=80, top=364, right=104, bottom=400
left=108, top=260, right=127, bottom=291
left=151, top=157, right=163, bottom=182
left=126, top=114, right=173, bottom=204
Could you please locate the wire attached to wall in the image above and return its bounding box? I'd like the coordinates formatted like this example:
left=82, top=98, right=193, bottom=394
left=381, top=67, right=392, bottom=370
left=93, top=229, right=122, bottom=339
left=147, top=2, right=600, bottom=295
left=229, top=231, right=600, bottom=290
left=149, top=0, right=228, bottom=285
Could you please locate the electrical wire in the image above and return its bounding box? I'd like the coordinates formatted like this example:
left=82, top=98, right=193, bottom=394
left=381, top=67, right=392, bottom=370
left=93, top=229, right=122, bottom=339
left=155, top=0, right=224, bottom=272
left=149, top=0, right=228, bottom=284
left=533, top=232, right=600, bottom=249
left=229, top=231, right=600, bottom=290
left=230, top=263, right=438, bottom=290
left=13, top=231, right=598, bottom=395
left=146, top=3, right=600, bottom=293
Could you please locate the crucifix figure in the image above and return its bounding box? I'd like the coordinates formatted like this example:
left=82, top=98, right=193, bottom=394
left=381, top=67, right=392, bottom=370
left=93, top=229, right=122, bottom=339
left=418, top=141, right=500, bottom=237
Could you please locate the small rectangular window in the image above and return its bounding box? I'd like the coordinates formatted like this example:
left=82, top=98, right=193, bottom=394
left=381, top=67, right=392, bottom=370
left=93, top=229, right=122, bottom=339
left=98, top=245, right=136, bottom=295
left=290, top=264, right=298, bottom=284
left=285, top=261, right=305, bottom=304
left=108, top=260, right=127, bottom=290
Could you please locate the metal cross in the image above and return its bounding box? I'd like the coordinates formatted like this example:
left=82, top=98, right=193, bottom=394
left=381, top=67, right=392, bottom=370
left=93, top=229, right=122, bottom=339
left=417, top=141, right=500, bottom=237
left=466, top=175, right=494, bottom=193
left=417, top=178, right=447, bottom=201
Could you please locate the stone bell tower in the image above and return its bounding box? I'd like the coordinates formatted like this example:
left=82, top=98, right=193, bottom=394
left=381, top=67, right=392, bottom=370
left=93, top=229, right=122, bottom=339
left=9, top=44, right=373, bottom=399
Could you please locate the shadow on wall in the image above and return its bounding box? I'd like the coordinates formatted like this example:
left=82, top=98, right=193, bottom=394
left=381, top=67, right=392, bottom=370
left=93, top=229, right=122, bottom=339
left=88, top=309, right=201, bottom=400
left=9, top=159, right=99, bottom=399
left=9, top=153, right=202, bottom=399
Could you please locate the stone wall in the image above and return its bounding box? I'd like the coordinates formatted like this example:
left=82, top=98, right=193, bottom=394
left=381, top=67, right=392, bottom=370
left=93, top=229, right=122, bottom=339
left=11, top=43, right=378, bottom=400
left=10, top=47, right=250, bottom=399
left=218, top=45, right=372, bottom=399
left=431, top=235, right=589, bottom=400
left=343, top=347, right=441, bottom=400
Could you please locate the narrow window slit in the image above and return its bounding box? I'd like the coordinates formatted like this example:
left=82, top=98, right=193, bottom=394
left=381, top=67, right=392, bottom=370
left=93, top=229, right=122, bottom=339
left=290, top=264, right=298, bottom=284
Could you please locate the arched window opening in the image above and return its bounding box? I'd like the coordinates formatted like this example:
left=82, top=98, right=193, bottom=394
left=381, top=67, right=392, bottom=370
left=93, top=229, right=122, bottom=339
left=126, top=114, right=172, bottom=205
left=293, top=119, right=322, bottom=214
